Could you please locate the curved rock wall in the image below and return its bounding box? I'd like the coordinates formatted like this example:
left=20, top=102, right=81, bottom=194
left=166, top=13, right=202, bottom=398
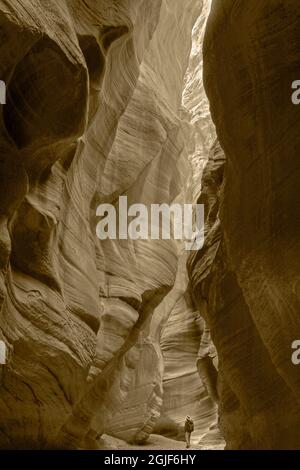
left=157, top=262, right=218, bottom=445
left=104, top=0, right=222, bottom=446
left=0, top=0, right=176, bottom=449
left=189, top=0, right=300, bottom=449
left=104, top=256, right=187, bottom=444
left=0, top=0, right=219, bottom=449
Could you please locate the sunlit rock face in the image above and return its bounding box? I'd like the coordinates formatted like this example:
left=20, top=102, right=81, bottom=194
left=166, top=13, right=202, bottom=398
left=181, top=0, right=216, bottom=204
left=153, top=1, right=222, bottom=447
left=104, top=259, right=186, bottom=445
left=0, top=0, right=187, bottom=449
left=0, top=0, right=217, bottom=450
left=189, top=0, right=300, bottom=449
left=106, top=254, right=220, bottom=446
left=104, top=0, right=222, bottom=446
left=157, top=258, right=219, bottom=445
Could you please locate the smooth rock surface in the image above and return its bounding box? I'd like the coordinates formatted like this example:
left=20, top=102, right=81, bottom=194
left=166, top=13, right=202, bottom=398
left=105, top=0, right=221, bottom=446
left=188, top=0, right=300, bottom=449
left=0, top=0, right=220, bottom=449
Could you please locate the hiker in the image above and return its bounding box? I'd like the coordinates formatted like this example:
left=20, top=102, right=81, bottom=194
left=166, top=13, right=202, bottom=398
left=184, top=415, right=194, bottom=448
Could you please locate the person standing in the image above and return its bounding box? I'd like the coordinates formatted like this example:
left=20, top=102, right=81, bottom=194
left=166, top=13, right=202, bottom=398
left=184, top=415, right=194, bottom=448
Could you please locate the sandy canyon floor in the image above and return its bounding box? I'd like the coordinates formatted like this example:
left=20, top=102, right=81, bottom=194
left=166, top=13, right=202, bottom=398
left=95, top=434, right=225, bottom=451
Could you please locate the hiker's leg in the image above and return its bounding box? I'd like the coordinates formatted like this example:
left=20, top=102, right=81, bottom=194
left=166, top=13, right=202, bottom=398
left=185, top=432, right=189, bottom=447
left=188, top=432, right=191, bottom=447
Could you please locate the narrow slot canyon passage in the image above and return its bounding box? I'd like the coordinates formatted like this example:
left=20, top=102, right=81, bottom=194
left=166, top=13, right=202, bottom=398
left=0, top=0, right=299, bottom=452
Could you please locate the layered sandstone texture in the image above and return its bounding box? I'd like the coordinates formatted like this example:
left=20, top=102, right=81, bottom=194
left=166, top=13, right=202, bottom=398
left=106, top=255, right=220, bottom=446
left=104, top=0, right=221, bottom=446
left=157, top=270, right=218, bottom=444
left=189, top=0, right=300, bottom=449
left=0, top=0, right=218, bottom=449
left=104, top=256, right=189, bottom=444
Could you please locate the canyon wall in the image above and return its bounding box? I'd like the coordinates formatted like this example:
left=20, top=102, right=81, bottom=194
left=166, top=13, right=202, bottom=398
left=189, top=0, right=300, bottom=449
left=0, top=0, right=219, bottom=449
left=105, top=1, right=221, bottom=446
left=157, top=263, right=218, bottom=445
left=106, top=253, right=220, bottom=447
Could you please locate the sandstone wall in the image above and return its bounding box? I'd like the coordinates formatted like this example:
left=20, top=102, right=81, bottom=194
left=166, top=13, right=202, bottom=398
left=105, top=0, right=222, bottom=446
left=188, top=0, right=300, bottom=449
left=157, top=262, right=218, bottom=445
left=0, top=0, right=217, bottom=449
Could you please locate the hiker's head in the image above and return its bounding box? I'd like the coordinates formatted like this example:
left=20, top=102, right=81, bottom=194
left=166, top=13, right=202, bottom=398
left=186, top=415, right=191, bottom=420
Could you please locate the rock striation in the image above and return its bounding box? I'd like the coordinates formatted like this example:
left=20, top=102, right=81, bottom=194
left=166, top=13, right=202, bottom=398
left=0, top=0, right=219, bottom=449
left=106, top=253, right=220, bottom=446
left=157, top=261, right=218, bottom=444
left=104, top=0, right=222, bottom=446
left=188, top=0, right=300, bottom=449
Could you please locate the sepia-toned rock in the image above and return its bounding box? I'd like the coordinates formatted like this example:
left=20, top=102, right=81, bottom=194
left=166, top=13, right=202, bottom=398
left=188, top=0, right=300, bottom=449
left=2, top=0, right=297, bottom=452
left=0, top=0, right=220, bottom=449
